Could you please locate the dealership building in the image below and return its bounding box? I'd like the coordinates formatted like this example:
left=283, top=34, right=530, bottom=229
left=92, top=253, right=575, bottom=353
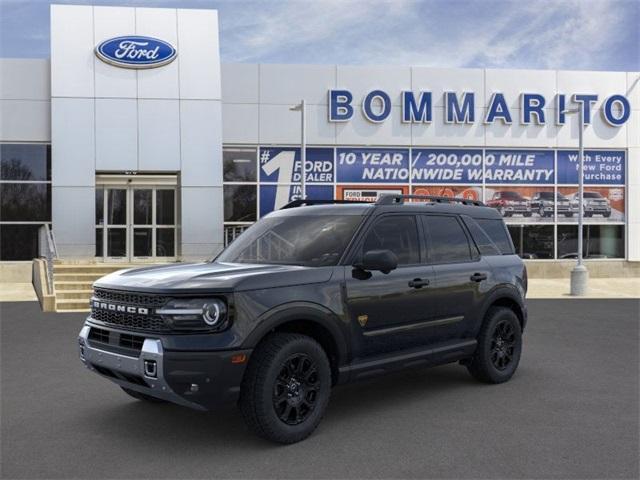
left=1, top=4, right=639, bottom=275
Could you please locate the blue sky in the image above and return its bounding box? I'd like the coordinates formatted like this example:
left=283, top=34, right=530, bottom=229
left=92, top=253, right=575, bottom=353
left=0, top=0, right=638, bottom=70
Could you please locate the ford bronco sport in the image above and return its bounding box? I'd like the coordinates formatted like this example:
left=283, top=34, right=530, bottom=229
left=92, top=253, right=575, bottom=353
left=78, top=194, right=527, bottom=444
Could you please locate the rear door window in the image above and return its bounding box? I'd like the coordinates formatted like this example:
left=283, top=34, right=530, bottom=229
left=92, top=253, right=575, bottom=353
left=462, top=216, right=501, bottom=256
left=422, top=215, right=472, bottom=264
left=475, top=218, right=515, bottom=254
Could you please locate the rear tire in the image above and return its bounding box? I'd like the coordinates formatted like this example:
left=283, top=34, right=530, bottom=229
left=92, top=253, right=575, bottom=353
left=467, top=307, right=522, bottom=384
left=239, top=333, right=331, bottom=444
left=121, top=386, right=166, bottom=403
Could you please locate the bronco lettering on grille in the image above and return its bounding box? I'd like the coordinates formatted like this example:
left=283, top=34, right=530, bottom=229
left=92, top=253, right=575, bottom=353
left=92, top=301, right=149, bottom=315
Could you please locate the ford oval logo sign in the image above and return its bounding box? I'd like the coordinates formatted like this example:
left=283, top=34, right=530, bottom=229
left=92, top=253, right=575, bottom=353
left=95, top=36, right=177, bottom=69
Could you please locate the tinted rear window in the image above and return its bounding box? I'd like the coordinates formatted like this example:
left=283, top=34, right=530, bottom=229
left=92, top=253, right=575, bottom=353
left=475, top=218, right=515, bottom=254
left=463, top=216, right=501, bottom=256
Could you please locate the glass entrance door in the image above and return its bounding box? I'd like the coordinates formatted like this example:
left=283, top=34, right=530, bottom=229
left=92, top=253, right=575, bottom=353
left=96, top=185, right=177, bottom=262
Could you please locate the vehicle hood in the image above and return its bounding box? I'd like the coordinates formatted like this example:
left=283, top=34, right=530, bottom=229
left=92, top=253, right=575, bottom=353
left=94, top=262, right=334, bottom=294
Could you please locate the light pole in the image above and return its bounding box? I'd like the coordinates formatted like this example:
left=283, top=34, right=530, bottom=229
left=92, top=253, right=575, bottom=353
left=564, top=104, right=588, bottom=295
left=289, top=100, right=306, bottom=199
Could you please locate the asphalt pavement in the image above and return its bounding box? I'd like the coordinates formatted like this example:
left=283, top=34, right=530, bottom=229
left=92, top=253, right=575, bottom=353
left=1, top=299, right=638, bottom=479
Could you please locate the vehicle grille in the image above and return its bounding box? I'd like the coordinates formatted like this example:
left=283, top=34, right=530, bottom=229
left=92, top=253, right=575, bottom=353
left=93, top=288, right=168, bottom=308
left=90, top=307, right=170, bottom=332
left=90, top=288, right=170, bottom=333
left=88, top=327, right=110, bottom=343
left=120, top=333, right=144, bottom=351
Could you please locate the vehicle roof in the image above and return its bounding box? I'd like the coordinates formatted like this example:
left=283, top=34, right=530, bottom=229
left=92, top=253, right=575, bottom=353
left=269, top=201, right=503, bottom=220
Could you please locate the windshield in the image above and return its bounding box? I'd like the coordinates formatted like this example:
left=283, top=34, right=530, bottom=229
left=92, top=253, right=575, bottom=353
left=500, top=191, right=524, bottom=200
left=584, top=192, right=603, bottom=198
left=217, top=214, right=363, bottom=267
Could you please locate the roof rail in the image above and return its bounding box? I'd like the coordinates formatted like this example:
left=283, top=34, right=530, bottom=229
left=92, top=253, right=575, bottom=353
left=376, top=194, right=485, bottom=207
left=280, top=199, right=367, bottom=209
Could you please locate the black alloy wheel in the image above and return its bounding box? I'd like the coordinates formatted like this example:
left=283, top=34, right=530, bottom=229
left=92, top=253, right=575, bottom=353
left=273, top=353, right=321, bottom=425
left=239, top=333, right=331, bottom=444
left=490, top=320, right=516, bottom=370
left=466, top=306, right=522, bottom=384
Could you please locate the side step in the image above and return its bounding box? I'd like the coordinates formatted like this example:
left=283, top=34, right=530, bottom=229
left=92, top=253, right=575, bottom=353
left=339, top=339, right=477, bottom=383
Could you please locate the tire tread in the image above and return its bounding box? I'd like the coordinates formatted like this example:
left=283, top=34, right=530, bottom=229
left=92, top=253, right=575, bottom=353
left=467, top=306, right=522, bottom=384
left=239, top=332, right=330, bottom=444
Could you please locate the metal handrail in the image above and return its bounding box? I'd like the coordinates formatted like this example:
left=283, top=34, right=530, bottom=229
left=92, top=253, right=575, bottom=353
left=38, top=224, right=58, bottom=293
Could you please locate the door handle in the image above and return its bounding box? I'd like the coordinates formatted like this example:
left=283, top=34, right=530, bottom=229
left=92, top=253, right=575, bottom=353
left=408, top=278, right=430, bottom=289
left=470, top=272, right=488, bottom=282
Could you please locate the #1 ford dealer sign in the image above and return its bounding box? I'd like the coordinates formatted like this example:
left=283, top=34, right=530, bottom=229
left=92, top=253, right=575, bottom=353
left=95, top=35, right=177, bottom=69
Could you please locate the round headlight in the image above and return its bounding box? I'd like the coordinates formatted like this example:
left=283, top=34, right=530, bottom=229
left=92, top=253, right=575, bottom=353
left=202, top=301, right=226, bottom=326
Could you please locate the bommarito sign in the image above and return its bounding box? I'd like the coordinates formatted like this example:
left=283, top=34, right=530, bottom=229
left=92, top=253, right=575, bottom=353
left=328, top=90, right=631, bottom=126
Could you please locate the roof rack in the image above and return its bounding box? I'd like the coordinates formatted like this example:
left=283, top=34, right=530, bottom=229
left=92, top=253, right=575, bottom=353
left=376, top=194, right=485, bottom=207
left=280, top=199, right=367, bottom=209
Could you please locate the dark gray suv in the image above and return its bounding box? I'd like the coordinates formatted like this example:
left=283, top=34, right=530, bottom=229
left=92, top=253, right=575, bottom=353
left=78, top=194, right=527, bottom=444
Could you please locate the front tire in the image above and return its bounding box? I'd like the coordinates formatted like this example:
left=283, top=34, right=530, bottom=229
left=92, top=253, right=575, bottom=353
left=239, top=333, right=331, bottom=444
left=467, top=307, right=522, bottom=384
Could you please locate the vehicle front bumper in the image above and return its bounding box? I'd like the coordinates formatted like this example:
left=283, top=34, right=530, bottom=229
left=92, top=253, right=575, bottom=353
left=585, top=205, right=611, bottom=215
left=78, top=324, right=251, bottom=411
left=503, top=205, right=530, bottom=213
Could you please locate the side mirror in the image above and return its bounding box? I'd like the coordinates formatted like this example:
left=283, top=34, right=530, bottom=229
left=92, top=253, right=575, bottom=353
left=355, top=249, right=398, bottom=274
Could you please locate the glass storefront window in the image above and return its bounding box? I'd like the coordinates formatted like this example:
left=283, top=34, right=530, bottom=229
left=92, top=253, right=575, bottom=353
left=557, top=187, right=625, bottom=223
left=220, top=145, right=631, bottom=261
left=95, top=228, right=103, bottom=257
left=95, top=188, right=104, bottom=226
left=107, top=189, right=127, bottom=225
left=156, top=228, right=175, bottom=257
left=156, top=190, right=175, bottom=225
left=223, top=148, right=257, bottom=182
left=133, top=190, right=152, bottom=225
left=133, top=228, right=153, bottom=257
left=224, top=185, right=257, bottom=222
left=557, top=225, right=624, bottom=259
left=107, top=228, right=126, bottom=257
left=0, top=144, right=51, bottom=181
left=508, top=225, right=554, bottom=259
left=0, top=224, right=41, bottom=260
left=0, top=144, right=51, bottom=260
left=0, top=183, right=51, bottom=221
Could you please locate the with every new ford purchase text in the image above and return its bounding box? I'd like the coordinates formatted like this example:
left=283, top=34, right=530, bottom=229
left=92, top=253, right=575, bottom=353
left=78, top=194, right=527, bottom=443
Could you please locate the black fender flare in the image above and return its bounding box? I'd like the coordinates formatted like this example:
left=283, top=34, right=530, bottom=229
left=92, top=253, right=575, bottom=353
left=476, top=284, right=527, bottom=333
left=240, top=301, right=350, bottom=366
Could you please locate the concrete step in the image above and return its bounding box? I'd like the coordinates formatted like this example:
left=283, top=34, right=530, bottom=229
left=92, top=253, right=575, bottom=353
left=55, top=299, right=91, bottom=311
left=55, top=289, right=93, bottom=299
left=53, top=273, right=109, bottom=282
left=54, top=281, right=94, bottom=291
left=53, top=267, right=125, bottom=275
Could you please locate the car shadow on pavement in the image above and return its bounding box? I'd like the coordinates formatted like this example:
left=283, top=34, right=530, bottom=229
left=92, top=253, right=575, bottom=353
left=76, top=363, right=480, bottom=448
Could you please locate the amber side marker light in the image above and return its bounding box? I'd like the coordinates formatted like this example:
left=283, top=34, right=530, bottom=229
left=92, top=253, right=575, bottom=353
left=231, top=354, right=247, bottom=364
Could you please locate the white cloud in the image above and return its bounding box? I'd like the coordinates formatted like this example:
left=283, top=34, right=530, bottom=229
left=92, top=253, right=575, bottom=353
left=218, top=0, right=638, bottom=71
left=0, top=0, right=637, bottom=70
